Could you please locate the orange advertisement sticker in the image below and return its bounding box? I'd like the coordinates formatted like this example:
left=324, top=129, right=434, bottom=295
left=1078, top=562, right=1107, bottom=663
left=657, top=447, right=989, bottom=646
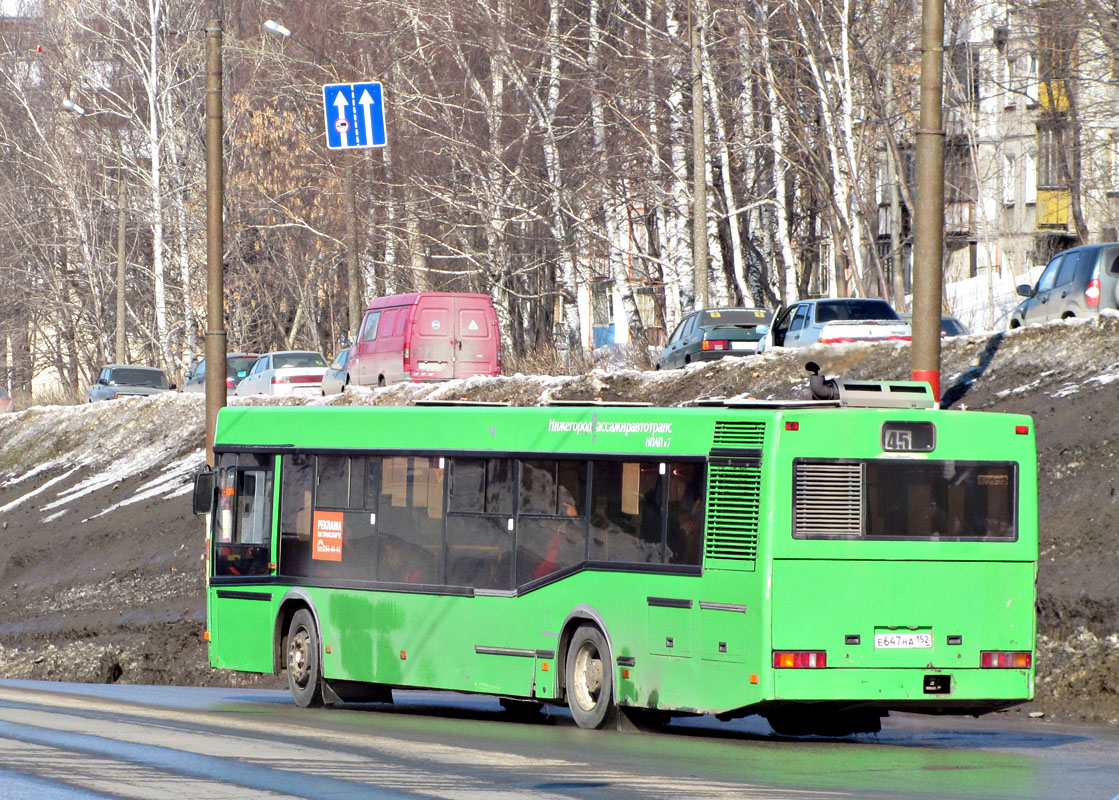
left=312, top=510, right=344, bottom=562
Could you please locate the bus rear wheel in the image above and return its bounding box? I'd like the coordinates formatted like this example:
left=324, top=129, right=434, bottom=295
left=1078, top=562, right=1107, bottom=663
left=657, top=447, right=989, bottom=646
left=565, top=625, right=614, bottom=729
left=286, top=609, right=324, bottom=708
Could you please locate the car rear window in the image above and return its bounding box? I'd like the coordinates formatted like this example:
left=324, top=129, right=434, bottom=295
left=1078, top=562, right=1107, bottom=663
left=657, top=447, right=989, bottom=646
left=815, top=300, right=899, bottom=322
left=274, top=352, right=326, bottom=369
left=227, top=357, right=258, bottom=378
left=111, top=368, right=169, bottom=388
left=699, top=309, right=767, bottom=327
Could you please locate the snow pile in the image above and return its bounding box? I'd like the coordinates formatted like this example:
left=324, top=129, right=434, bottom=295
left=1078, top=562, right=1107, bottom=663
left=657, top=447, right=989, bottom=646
left=0, top=393, right=207, bottom=520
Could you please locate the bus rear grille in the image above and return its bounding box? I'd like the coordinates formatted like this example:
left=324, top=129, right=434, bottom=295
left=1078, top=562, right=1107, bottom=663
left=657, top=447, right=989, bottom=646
left=704, top=465, right=760, bottom=570
left=794, top=462, right=863, bottom=536
left=712, top=420, right=765, bottom=450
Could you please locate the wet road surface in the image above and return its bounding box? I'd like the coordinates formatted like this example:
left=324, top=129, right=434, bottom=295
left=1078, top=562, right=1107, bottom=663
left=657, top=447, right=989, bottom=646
left=0, top=680, right=1116, bottom=799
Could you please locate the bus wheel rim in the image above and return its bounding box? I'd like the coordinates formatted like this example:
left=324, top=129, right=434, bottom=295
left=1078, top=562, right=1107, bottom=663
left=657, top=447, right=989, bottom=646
left=290, top=629, right=311, bottom=687
left=573, top=642, right=602, bottom=711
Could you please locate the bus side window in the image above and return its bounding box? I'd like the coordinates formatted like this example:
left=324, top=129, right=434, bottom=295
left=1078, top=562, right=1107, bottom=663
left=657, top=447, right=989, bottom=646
left=213, top=453, right=273, bottom=577
left=446, top=458, right=515, bottom=590
left=589, top=461, right=663, bottom=564
left=666, top=462, right=705, bottom=565
left=377, top=456, right=443, bottom=584
left=516, top=459, right=588, bottom=585
left=313, top=456, right=376, bottom=581
left=279, top=454, right=314, bottom=578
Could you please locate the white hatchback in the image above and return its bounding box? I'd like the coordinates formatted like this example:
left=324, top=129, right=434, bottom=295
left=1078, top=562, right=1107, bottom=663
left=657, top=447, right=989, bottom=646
left=233, top=351, right=328, bottom=397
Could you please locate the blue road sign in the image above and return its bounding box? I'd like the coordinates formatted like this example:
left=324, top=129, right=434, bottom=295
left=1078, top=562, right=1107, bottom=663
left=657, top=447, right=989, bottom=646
left=322, top=82, right=386, bottom=150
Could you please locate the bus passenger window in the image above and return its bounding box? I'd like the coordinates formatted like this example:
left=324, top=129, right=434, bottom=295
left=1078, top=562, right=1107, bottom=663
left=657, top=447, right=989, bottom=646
left=279, top=454, right=313, bottom=577
left=446, top=458, right=515, bottom=590
left=588, top=461, right=663, bottom=563
left=666, top=463, right=705, bottom=565
left=316, top=456, right=351, bottom=509
left=516, top=459, right=588, bottom=585
left=377, top=457, right=444, bottom=584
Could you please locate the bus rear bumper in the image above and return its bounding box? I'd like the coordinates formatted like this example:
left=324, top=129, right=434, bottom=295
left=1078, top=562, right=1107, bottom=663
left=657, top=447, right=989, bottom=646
left=771, top=667, right=1033, bottom=713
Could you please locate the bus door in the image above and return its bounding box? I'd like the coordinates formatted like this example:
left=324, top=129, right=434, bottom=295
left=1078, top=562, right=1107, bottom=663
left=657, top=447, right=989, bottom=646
left=210, top=454, right=276, bottom=673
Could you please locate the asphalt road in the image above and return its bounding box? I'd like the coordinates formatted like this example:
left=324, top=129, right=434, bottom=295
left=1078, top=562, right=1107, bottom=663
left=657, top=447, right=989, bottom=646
left=0, top=680, right=1117, bottom=799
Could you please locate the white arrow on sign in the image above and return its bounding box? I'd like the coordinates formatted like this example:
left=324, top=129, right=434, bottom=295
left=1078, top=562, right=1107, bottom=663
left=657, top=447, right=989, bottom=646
left=358, top=89, right=376, bottom=146
left=333, top=91, right=351, bottom=146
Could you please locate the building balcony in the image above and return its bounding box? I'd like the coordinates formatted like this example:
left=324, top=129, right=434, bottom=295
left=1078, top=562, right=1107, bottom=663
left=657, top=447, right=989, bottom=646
left=1036, top=188, right=1069, bottom=230
left=1039, top=79, right=1069, bottom=113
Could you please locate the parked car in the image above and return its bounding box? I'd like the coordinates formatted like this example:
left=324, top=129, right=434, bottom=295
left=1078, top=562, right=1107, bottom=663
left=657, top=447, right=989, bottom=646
left=899, top=313, right=970, bottom=337
left=349, top=292, right=501, bottom=386
left=656, top=307, right=769, bottom=369
left=320, top=348, right=351, bottom=396
left=0, top=386, right=14, bottom=413
left=86, top=365, right=174, bottom=402
left=233, top=351, right=328, bottom=397
left=1010, top=243, right=1119, bottom=328
left=182, top=353, right=259, bottom=393
left=757, top=298, right=910, bottom=352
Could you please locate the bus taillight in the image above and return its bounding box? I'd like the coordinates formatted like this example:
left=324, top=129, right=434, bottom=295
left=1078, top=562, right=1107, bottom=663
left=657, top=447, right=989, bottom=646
left=980, top=651, right=1032, bottom=669
left=773, top=651, right=827, bottom=668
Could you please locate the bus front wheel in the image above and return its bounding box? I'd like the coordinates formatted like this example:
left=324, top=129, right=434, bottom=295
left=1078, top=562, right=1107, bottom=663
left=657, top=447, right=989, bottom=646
left=565, top=625, right=614, bottom=729
left=286, top=609, right=324, bottom=708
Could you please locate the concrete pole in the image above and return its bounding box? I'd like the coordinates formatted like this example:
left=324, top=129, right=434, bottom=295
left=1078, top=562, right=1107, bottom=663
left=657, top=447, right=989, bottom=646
left=115, top=160, right=127, bottom=362
left=690, top=5, right=708, bottom=309
left=204, top=20, right=227, bottom=466
left=911, top=0, right=945, bottom=401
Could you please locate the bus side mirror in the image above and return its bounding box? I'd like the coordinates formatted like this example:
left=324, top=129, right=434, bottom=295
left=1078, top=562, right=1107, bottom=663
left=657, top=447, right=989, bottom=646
left=193, top=469, right=216, bottom=515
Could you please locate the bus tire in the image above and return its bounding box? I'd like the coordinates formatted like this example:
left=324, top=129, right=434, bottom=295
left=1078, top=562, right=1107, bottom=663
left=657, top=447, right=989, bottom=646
left=286, top=609, right=324, bottom=708
left=565, top=625, right=614, bottom=729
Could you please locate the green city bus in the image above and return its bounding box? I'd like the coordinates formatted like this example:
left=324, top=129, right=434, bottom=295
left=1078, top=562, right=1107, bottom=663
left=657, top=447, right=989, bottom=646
left=196, top=378, right=1037, bottom=735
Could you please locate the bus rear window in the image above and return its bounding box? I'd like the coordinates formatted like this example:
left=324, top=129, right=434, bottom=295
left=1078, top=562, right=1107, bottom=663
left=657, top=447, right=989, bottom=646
left=794, top=459, right=1017, bottom=540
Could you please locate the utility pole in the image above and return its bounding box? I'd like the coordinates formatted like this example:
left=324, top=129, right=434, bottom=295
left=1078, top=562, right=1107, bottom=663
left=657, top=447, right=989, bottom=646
left=115, top=159, right=127, bottom=362
left=204, top=19, right=226, bottom=466
left=911, top=0, right=946, bottom=401
left=690, top=4, right=708, bottom=309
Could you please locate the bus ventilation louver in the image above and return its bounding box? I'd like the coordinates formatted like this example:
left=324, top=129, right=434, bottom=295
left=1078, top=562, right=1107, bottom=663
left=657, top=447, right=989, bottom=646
left=712, top=420, right=766, bottom=450
left=793, top=463, right=863, bottom=537
left=704, top=465, right=761, bottom=570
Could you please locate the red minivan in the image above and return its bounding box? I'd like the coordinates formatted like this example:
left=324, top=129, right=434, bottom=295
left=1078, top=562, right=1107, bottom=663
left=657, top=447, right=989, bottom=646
left=349, top=292, right=502, bottom=386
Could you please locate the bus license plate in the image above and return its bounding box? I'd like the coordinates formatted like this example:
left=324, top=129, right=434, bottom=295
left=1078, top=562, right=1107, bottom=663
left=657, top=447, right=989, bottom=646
left=874, top=632, right=932, bottom=649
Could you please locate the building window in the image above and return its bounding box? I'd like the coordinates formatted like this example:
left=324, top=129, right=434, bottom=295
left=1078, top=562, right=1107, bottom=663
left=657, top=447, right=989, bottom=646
left=1003, top=154, right=1016, bottom=205
left=1037, top=126, right=1065, bottom=189
left=1110, top=134, right=1119, bottom=190
left=1024, top=153, right=1037, bottom=204
left=1025, top=54, right=1039, bottom=104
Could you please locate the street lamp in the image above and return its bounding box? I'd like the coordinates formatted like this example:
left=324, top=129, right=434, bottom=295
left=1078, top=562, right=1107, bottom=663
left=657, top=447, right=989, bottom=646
left=61, top=95, right=129, bottom=366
